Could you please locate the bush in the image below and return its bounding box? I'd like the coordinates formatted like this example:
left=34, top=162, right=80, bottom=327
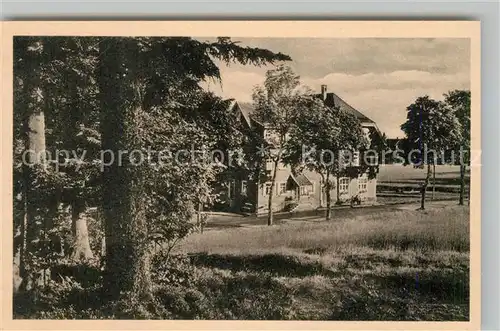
left=220, top=275, right=293, bottom=319
left=13, top=275, right=86, bottom=318
left=195, top=272, right=294, bottom=320
left=50, top=259, right=102, bottom=288
left=151, top=253, right=195, bottom=287
left=155, top=286, right=210, bottom=319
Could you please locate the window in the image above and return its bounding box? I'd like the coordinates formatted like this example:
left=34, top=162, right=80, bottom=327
left=339, top=150, right=352, bottom=168
left=263, top=183, right=272, bottom=196
left=300, top=185, right=313, bottom=196
left=278, top=182, right=287, bottom=195
left=241, top=180, right=248, bottom=195
left=265, top=159, right=274, bottom=171
left=339, top=178, right=350, bottom=193
left=358, top=177, right=367, bottom=193
left=362, top=127, right=371, bottom=147
left=352, top=151, right=360, bottom=166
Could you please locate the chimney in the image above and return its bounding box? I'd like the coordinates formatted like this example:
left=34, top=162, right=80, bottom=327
left=321, top=84, right=327, bottom=101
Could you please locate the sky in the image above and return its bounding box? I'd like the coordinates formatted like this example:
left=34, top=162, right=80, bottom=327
left=200, top=38, right=470, bottom=138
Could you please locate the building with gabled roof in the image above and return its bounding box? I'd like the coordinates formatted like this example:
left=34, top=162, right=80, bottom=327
left=218, top=85, right=381, bottom=215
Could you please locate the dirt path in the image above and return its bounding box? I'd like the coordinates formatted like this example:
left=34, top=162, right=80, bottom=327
left=204, top=200, right=462, bottom=231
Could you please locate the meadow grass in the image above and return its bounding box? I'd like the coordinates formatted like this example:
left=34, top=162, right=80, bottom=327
left=178, top=206, right=469, bottom=255
left=378, top=164, right=468, bottom=182
left=177, top=205, right=470, bottom=321
left=16, top=205, right=469, bottom=320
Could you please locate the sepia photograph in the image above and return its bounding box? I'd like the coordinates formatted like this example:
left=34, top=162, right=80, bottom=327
left=2, top=21, right=480, bottom=329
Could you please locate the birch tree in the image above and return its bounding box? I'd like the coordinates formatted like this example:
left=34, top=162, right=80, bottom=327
left=252, top=65, right=302, bottom=225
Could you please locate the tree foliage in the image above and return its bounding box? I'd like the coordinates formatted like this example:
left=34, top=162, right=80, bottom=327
left=251, top=65, right=303, bottom=225
left=284, top=97, right=367, bottom=219
left=13, top=36, right=291, bottom=303
left=400, top=95, right=462, bottom=209
left=444, top=89, right=471, bottom=205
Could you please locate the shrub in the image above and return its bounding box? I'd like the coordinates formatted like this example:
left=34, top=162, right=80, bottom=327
left=13, top=275, right=85, bottom=318
left=196, top=272, right=294, bottom=320
left=155, top=286, right=210, bottom=319
left=151, top=253, right=195, bottom=287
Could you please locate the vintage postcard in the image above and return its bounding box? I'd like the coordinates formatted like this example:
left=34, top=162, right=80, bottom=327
left=1, top=21, right=480, bottom=330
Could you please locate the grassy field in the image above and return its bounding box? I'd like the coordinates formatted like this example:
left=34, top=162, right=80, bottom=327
left=14, top=203, right=469, bottom=320
left=378, top=164, right=470, bottom=183
left=377, top=165, right=470, bottom=204
left=176, top=205, right=470, bottom=320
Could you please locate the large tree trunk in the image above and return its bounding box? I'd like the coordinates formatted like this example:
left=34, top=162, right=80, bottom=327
left=99, top=38, right=152, bottom=301
left=66, top=71, right=94, bottom=262
left=19, top=39, right=48, bottom=290
left=21, top=106, right=47, bottom=291
left=267, top=159, right=279, bottom=226
left=459, top=164, right=466, bottom=205
left=70, top=200, right=94, bottom=261
left=13, top=182, right=27, bottom=293
left=420, top=162, right=431, bottom=210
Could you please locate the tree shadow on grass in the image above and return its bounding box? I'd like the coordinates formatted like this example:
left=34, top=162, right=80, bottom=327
left=328, top=270, right=469, bottom=321
left=189, top=252, right=336, bottom=277
left=370, top=270, right=469, bottom=304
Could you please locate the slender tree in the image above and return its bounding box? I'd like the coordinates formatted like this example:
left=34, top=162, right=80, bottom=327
left=333, top=109, right=367, bottom=204
left=53, top=38, right=101, bottom=262
left=444, top=90, right=470, bottom=206
left=284, top=97, right=338, bottom=220
left=285, top=97, right=368, bottom=219
left=401, top=96, right=461, bottom=210
left=252, top=65, right=302, bottom=225
left=13, top=37, right=50, bottom=291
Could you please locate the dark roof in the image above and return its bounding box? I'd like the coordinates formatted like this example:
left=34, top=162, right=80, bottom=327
left=237, top=102, right=255, bottom=124
left=315, top=92, right=375, bottom=124
left=290, top=173, right=313, bottom=186
left=233, top=92, right=375, bottom=127
left=233, top=101, right=262, bottom=127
